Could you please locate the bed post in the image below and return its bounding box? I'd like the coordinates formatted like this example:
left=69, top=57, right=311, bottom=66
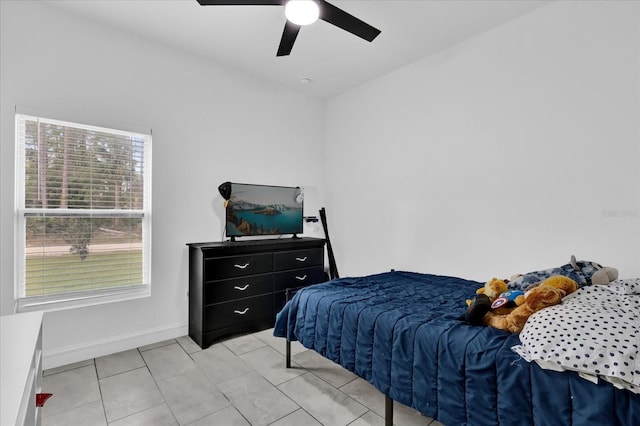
left=385, top=395, right=393, bottom=426
left=285, top=288, right=293, bottom=368
left=286, top=340, right=291, bottom=368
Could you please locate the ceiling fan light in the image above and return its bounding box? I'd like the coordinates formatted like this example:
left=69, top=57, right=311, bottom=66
left=284, top=0, right=319, bottom=26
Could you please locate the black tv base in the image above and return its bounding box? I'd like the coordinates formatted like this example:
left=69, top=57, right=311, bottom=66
left=227, top=234, right=302, bottom=243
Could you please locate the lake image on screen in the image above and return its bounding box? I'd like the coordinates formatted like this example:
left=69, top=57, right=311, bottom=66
left=226, top=184, right=303, bottom=236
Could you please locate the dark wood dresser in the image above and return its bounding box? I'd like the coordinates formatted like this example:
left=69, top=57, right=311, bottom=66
left=187, top=237, right=325, bottom=349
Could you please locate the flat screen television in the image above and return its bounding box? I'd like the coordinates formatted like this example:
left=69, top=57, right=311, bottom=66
left=224, top=183, right=303, bottom=239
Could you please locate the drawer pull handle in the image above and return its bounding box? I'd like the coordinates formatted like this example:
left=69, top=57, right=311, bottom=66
left=234, top=263, right=250, bottom=269
left=295, top=275, right=307, bottom=281
left=234, top=285, right=250, bottom=291
left=234, top=308, right=249, bottom=315
left=295, top=257, right=308, bottom=262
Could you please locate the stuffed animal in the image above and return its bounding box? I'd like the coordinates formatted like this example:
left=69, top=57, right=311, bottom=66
left=467, top=284, right=525, bottom=325
left=465, top=294, right=492, bottom=325
left=507, top=255, right=618, bottom=291
left=483, top=275, right=578, bottom=333
left=523, top=274, right=578, bottom=294
left=473, top=278, right=507, bottom=301
left=490, top=290, right=525, bottom=314
left=571, top=255, right=618, bottom=285
left=465, top=278, right=508, bottom=324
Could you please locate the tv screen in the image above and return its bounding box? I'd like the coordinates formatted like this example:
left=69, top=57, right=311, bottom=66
left=225, top=183, right=303, bottom=238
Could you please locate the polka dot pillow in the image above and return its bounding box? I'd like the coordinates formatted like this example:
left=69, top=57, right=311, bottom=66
left=513, top=279, right=640, bottom=394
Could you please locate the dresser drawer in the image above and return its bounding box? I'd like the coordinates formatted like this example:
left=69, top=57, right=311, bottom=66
left=204, top=274, right=273, bottom=305
left=205, top=295, right=273, bottom=330
left=274, top=266, right=325, bottom=292
left=205, top=253, right=273, bottom=280
left=274, top=248, right=323, bottom=271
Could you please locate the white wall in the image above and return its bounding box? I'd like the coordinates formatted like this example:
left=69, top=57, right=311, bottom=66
left=326, top=1, right=640, bottom=281
left=0, top=1, right=326, bottom=368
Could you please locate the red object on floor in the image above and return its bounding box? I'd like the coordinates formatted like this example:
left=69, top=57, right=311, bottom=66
left=35, top=393, right=53, bottom=407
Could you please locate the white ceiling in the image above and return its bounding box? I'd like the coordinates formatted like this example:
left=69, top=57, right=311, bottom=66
left=44, top=0, right=550, bottom=98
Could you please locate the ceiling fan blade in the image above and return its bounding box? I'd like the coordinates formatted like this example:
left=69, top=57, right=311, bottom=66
left=277, top=21, right=301, bottom=57
left=318, top=0, right=381, bottom=42
left=197, top=0, right=283, bottom=5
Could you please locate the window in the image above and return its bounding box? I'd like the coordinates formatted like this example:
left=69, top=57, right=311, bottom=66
left=15, top=113, right=152, bottom=311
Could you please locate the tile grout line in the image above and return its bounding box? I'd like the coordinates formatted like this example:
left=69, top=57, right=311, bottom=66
left=92, top=359, right=110, bottom=426
left=45, top=331, right=430, bottom=426
left=134, top=346, right=180, bottom=426
left=209, top=335, right=311, bottom=426
left=181, top=345, right=241, bottom=425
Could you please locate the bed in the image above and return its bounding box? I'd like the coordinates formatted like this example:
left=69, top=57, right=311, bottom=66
left=273, top=270, right=640, bottom=426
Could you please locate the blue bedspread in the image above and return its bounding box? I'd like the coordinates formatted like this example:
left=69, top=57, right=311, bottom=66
left=274, top=271, right=640, bottom=426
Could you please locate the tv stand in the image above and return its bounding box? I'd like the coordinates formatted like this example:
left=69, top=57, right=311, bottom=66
left=187, top=237, right=326, bottom=349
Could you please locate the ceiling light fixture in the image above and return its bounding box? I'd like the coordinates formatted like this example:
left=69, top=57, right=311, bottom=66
left=284, top=0, right=320, bottom=26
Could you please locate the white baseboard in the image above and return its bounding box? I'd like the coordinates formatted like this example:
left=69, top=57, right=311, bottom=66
left=42, top=322, right=188, bottom=370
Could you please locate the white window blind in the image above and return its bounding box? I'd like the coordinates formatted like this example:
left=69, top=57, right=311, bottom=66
left=15, top=113, right=152, bottom=311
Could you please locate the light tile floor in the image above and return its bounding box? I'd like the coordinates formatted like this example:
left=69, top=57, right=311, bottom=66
left=42, top=329, right=442, bottom=426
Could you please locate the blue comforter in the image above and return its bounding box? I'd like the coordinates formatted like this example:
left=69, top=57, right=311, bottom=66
left=274, top=271, right=639, bottom=426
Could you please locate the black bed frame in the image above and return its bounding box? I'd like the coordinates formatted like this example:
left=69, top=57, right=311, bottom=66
left=284, top=287, right=395, bottom=426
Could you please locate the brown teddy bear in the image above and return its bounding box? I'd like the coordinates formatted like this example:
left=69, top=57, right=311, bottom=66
left=466, top=278, right=507, bottom=307
left=483, top=275, right=578, bottom=333
left=477, top=278, right=508, bottom=299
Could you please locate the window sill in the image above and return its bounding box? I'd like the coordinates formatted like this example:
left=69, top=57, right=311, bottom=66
left=16, top=285, right=151, bottom=313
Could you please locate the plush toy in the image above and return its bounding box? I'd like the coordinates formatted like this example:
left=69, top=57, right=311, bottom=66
left=473, top=278, right=507, bottom=301
left=491, top=290, right=525, bottom=314
left=523, top=274, right=578, bottom=294
left=465, top=278, right=508, bottom=325
left=483, top=275, right=578, bottom=333
left=468, top=289, right=531, bottom=325
left=574, top=256, right=618, bottom=285
left=507, top=255, right=618, bottom=291
left=465, top=294, right=492, bottom=325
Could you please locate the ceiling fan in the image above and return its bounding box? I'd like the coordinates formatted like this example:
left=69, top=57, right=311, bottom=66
left=196, top=0, right=382, bottom=57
